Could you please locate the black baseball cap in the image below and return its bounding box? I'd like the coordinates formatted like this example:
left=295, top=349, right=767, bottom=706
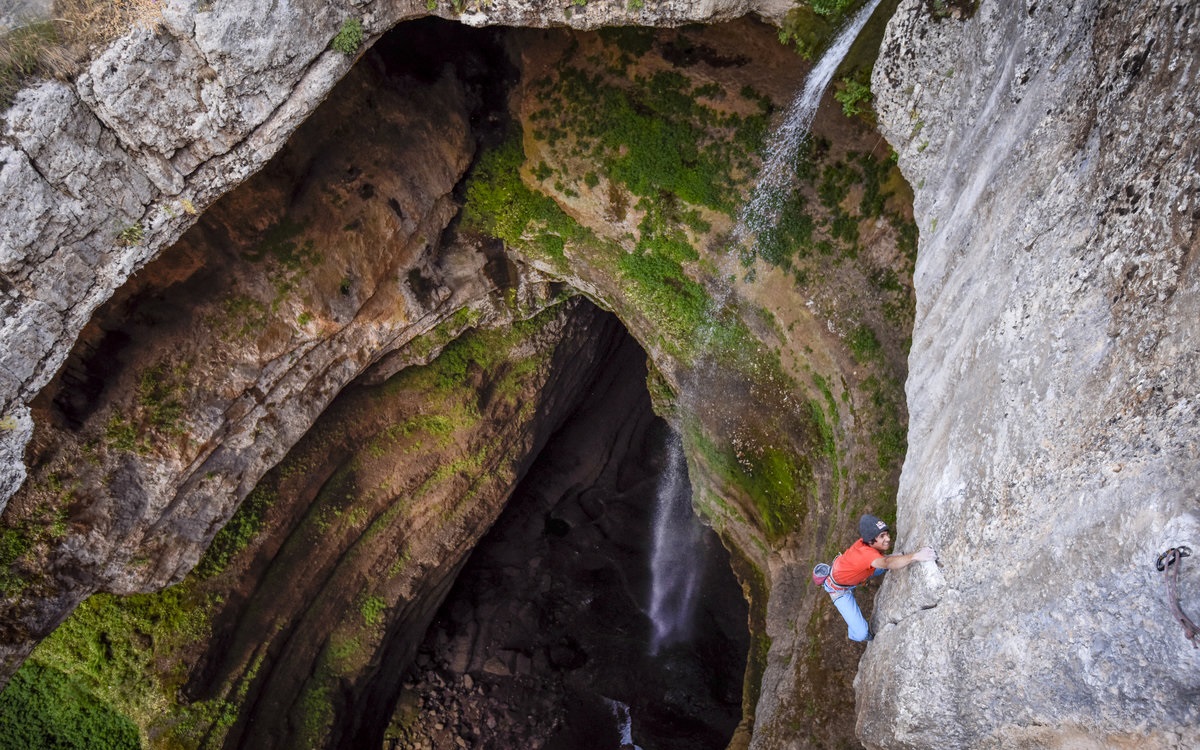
left=859, top=514, right=889, bottom=542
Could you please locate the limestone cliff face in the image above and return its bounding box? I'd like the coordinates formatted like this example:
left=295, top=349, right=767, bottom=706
left=0, top=25, right=567, bottom=676
left=865, top=1, right=1199, bottom=747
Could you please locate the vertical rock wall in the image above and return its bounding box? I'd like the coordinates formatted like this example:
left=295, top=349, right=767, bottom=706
left=865, top=1, right=1199, bottom=747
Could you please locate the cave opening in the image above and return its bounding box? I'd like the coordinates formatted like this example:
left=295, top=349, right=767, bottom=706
left=383, top=313, right=750, bottom=750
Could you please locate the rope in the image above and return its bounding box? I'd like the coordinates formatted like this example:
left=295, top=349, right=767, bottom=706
left=1156, top=546, right=1199, bottom=648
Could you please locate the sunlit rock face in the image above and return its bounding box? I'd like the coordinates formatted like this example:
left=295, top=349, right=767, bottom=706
left=864, top=1, right=1200, bottom=747
left=0, top=26, right=499, bottom=676
left=0, top=0, right=795, bottom=515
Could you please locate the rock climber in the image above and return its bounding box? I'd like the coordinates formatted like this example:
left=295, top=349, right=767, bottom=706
left=821, top=514, right=936, bottom=642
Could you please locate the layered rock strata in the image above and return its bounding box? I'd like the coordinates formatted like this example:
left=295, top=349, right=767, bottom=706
left=861, top=1, right=1200, bottom=747
left=193, top=299, right=638, bottom=750
left=0, top=0, right=789, bottom=510
left=0, top=26, right=530, bottom=675
left=389, top=355, right=748, bottom=750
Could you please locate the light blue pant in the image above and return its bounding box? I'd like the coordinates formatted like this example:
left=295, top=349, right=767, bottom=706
left=823, top=568, right=884, bottom=641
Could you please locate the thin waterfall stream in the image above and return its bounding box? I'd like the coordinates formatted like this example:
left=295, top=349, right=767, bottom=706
left=733, top=0, right=885, bottom=245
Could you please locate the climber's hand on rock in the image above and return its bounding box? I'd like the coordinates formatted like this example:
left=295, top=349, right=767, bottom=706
left=912, top=546, right=937, bottom=563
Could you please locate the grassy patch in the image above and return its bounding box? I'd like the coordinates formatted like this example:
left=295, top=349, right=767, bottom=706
left=530, top=60, right=766, bottom=215
left=0, top=528, right=32, bottom=596
left=20, top=583, right=212, bottom=747
left=331, top=17, right=363, bottom=55
left=687, top=424, right=812, bottom=543
left=104, top=359, right=193, bottom=455
left=460, top=134, right=591, bottom=267
left=196, top=486, right=277, bottom=578
left=1, top=1, right=169, bottom=108
left=359, top=595, right=387, bottom=627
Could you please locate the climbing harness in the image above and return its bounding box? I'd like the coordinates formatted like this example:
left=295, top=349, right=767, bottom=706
left=815, top=556, right=855, bottom=598
left=1155, top=546, right=1199, bottom=648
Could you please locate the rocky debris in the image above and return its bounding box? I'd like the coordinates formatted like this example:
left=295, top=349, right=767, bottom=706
left=858, top=1, right=1200, bottom=747
left=387, top=655, right=569, bottom=750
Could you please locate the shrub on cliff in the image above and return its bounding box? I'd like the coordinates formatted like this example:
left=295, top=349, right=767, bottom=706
left=0, top=662, right=140, bottom=750
left=331, top=17, right=363, bottom=55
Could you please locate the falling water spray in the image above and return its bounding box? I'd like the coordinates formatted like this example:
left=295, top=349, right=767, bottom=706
left=647, top=432, right=704, bottom=655
left=733, top=0, right=885, bottom=245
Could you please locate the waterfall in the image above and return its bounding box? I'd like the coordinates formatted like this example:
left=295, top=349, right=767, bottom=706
left=733, top=0, right=885, bottom=243
left=607, top=698, right=644, bottom=750
left=647, top=432, right=704, bottom=656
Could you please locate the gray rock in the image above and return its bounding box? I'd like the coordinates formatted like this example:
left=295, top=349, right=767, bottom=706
left=859, top=1, right=1200, bottom=747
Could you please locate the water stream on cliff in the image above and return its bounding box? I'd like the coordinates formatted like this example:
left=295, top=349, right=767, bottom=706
left=732, top=0, right=884, bottom=247
left=647, top=432, right=704, bottom=655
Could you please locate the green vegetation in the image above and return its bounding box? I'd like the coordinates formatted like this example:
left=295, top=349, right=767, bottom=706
left=1, top=1, right=182, bottom=107
left=0, top=662, right=140, bottom=750
left=136, top=361, right=189, bottom=435
left=810, top=0, right=859, bottom=14
left=739, top=135, right=919, bottom=328
left=834, top=73, right=874, bottom=119
left=687, top=424, right=812, bottom=542
left=514, top=42, right=780, bottom=358
left=401, top=306, right=484, bottom=364
left=0, top=528, right=32, bottom=596
left=196, top=486, right=276, bottom=578
left=597, top=27, right=655, bottom=56
left=0, top=20, right=66, bottom=108
left=3, top=303, right=568, bottom=749
left=359, top=595, right=387, bottom=627
left=215, top=294, right=269, bottom=341
left=847, top=323, right=882, bottom=364
left=777, top=6, right=835, bottom=60
left=116, top=222, right=144, bottom=247
left=530, top=63, right=767, bottom=214
left=11, top=582, right=211, bottom=749
left=331, top=18, right=364, bottom=55
left=460, top=134, right=590, bottom=266
left=243, top=217, right=320, bottom=270
left=104, top=360, right=192, bottom=455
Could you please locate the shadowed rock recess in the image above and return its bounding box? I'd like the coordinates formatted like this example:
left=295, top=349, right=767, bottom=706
left=0, top=1, right=1197, bottom=750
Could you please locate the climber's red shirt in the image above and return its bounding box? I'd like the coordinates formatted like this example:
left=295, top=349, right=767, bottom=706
left=831, top=539, right=883, bottom=586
